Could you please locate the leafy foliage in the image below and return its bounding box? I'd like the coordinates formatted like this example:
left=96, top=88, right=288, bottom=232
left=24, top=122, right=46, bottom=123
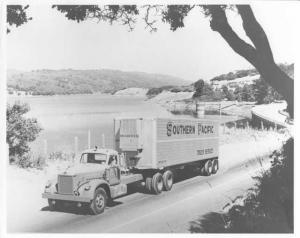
left=221, top=85, right=235, bottom=101
left=193, top=79, right=205, bottom=98
left=7, top=5, right=32, bottom=33
left=7, top=102, right=42, bottom=161
left=211, top=69, right=257, bottom=82
left=190, top=138, right=293, bottom=233
left=252, top=79, right=283, bottom=104
left=53, top=5, right=139, bottom=30
left=161, top=5, right=193, bottom=31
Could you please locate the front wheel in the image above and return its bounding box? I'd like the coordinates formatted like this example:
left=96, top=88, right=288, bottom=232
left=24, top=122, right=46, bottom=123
left=90, top=187, right=107, bottom=215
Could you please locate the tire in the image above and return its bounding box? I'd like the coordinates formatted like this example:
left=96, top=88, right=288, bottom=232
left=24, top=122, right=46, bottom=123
left=204, top=160, right=213, bottom=176
left=162, top=170, right=174, bottom=191
left=89, top=187, right=107, bottom=215
left=145, top=177, right=152, bottom=193
left=212, top=159, right=219, bottom=174
left=151, top=173, right=163, bottom=194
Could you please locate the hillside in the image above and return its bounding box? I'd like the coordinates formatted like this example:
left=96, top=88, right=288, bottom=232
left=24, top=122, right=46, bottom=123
left=7, top=69, right=188, bottom=95
left=210, top=63, right=294, bottom=90
left=145, top=63, right=293, bottom=107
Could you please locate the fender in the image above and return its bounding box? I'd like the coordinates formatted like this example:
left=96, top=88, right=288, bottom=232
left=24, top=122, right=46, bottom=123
left=78, top=178, right=111, bottom=200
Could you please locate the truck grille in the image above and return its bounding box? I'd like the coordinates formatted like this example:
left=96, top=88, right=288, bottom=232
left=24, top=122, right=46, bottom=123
left=58, top=175, right=74, bottom=194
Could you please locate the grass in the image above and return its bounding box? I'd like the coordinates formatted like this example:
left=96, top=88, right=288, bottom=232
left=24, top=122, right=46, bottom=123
left=219, top=126, right=288, bottom=145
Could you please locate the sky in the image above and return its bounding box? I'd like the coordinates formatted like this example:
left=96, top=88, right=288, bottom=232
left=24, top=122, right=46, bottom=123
left=6, top=2, right=298, bottom=82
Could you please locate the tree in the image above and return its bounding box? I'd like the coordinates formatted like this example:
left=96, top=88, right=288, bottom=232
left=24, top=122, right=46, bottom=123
left=193, top=79, right=205, bottom=98
left=241, top=84, right=255, bottom=102
left=52, top=5, right=293, bottom=117
left=7, top=102, right=42, bottom=161
left=253, top=78, right=283, bottom=104
left=7, top=5, right=32, bottom=33
left=222, top=85, right=235, bottom=101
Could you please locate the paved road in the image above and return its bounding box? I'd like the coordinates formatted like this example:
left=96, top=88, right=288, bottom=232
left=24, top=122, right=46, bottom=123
left=13, top=156, right=267, bottom=233
left=8, top=135, right=285, bottom=233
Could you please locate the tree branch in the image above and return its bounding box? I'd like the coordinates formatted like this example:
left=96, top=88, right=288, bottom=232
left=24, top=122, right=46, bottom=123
left=237, top=5, right=274, bottom=63
left=142, top=5, right=163, bottom=32
left=207, top=5, right=259, bottom=68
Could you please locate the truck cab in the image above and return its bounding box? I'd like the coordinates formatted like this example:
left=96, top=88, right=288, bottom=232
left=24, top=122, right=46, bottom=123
left=42, top=147, right=142, bottom=215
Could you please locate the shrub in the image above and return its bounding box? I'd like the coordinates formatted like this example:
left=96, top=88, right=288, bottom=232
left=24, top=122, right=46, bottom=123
left=7, top=102, right=42, bottom=162
left=189, top=138, right=293, bottom=233
left=48, top=151, right=75, bottom=161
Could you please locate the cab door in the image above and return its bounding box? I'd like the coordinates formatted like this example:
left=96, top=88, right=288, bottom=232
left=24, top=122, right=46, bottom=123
left=105, top=155, right=121, bottom=186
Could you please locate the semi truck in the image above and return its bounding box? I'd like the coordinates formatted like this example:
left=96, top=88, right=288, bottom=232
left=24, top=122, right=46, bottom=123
left=42, top=117, right=219, bottom=215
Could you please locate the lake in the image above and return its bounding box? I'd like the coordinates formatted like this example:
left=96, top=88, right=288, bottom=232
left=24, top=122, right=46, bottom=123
left=8, top=94, right=175, bottom=154
left=8, top=94, right=237, bottom=155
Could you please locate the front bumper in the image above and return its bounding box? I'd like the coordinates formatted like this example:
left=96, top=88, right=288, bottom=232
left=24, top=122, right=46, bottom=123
left=42, top=193, right=91, bottom=203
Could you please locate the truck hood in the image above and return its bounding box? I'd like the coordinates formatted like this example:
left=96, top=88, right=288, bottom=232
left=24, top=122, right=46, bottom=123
left=62, top=163, right=106, bottom=178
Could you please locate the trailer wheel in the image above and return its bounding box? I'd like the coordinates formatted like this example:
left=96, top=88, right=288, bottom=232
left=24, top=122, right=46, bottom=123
left=162, top=170, right=174, bottom=191
left=145, top=177, right=152, bottom=193
left=152, top=173, right=163, bottom=194
left=89, top=187, right=107, bottom=215
left=204, top=160, right=213, bottom=176
left=212, top=159, right=219, bottom=174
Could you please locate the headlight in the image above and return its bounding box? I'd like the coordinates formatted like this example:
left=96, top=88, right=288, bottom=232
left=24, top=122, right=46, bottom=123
left=45, top=180, right=52, bottom=188
left=84, top=184, right=91, bottom=191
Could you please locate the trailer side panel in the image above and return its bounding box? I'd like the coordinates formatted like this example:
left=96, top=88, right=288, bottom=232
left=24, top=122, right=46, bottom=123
left=155, top=118, right=219, bottom=168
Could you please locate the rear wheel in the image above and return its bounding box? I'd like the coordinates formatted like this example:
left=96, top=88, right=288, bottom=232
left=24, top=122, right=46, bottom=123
left=204, top=160, right=213, bottom=176
left=162, top=170, right=174, bottom=191
left=212, top=159, right=219, bottom=174
left=90, top=187, right=107, bottom=215
left=151, top=173, right=163, bottom=194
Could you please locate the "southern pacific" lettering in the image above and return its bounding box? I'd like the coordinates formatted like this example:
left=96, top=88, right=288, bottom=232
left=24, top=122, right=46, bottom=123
left=167, top=122, right=215, bottom=136
left=167, top=123, right=195, bottom=136
left=198, top=124, right=214, bottom=134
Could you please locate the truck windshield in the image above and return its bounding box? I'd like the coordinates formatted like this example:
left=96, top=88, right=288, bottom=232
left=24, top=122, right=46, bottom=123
left=80, top=153, right=107, bottom=165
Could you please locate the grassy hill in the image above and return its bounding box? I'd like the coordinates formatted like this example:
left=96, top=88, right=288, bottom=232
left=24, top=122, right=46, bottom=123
left=145, top=63, right=293, bottom=102
left=7, top=69, right=188, bottom=95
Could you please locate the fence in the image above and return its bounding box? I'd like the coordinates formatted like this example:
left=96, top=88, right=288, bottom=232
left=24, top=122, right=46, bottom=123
left=40, top=130, right=108, bottom=160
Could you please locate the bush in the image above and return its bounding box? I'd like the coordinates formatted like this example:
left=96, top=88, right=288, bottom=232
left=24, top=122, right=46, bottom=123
left=189, top=138, right=293, bottom=233
left=252, top=79, right=283, bottom=104
left=16, top=152, right=46, bottom=169
left=7, top=102, right=42, bottom=162
left=146, top=85, right=174, bottom=98
left=48, top=151, right=75, bottom=161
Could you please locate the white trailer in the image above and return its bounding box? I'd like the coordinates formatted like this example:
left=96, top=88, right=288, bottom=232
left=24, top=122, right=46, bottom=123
left=114, top=117, right=219, bottom=169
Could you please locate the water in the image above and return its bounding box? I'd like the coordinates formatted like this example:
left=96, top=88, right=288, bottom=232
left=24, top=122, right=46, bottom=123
left=8, top=94, right=173, bottom=154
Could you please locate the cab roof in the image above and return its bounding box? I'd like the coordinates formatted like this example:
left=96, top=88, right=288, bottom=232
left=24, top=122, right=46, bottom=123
left=81, top=147, right=117, bottom=155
